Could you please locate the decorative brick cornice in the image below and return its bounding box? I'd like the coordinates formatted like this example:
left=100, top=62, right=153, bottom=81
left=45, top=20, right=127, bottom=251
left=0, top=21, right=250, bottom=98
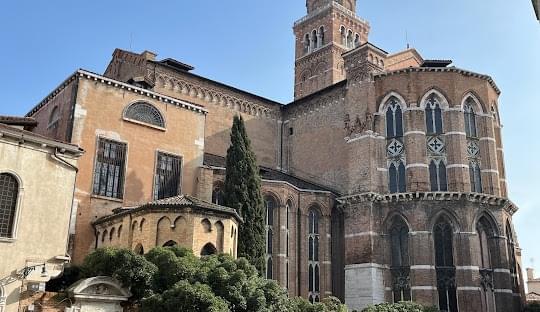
left=151, top=69, right=280, bottom=120
left=337, top=192, right=518, bottom=214
left=374, top=67, right=501, bottom=95
left=26, top=70, right=207, bottom=118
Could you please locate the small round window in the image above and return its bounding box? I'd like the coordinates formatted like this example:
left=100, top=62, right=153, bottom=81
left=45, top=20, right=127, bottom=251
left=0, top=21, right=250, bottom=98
left=124, top=102, right=165, bottom=128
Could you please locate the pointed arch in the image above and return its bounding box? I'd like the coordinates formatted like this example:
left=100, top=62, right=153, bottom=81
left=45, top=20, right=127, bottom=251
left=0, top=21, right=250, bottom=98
left=419, top=88, right=450, bottom=110
left=378, top=91, right=408, bottom=114
left=139, top=218, right=146, bottom=231
left=157, top=216, right=173, bottom=246
left=134, top=243, right=144, bottom=255
left=388, top=215, right=411, bottom=302
left=434, top=216, right=458, bottom=312
left=461, top=92, right=485, bottom=113
left=109, top=227, right=115, bottom=241
left=201, top=218, right=212, bottom=233
left=429, top=209, right=462, bottom=233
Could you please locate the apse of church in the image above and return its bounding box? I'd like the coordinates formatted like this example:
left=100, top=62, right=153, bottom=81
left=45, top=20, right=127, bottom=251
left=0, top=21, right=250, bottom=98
left=24, top=0, right=525, bottom=311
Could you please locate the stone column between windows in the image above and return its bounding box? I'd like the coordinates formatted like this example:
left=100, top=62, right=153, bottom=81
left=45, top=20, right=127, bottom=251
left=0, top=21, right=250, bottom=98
left=478, top=115, right=501, bottom=196
left=342, top=200, right=385, bottom=311
left=491, top=233, right=515, bottom=312
left=403, top=110, right=429, bottom=192
left=444, top=110, right=470, bottom=192
left=407, top=231, right=438, bottom=307
left=278, top=203, right=288, bottom=289
left=321, top=214, right=332, bottom=298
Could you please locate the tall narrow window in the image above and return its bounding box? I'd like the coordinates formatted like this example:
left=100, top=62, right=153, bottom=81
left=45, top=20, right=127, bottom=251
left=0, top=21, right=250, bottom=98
left=212, top=182, right=225, bottom=205
left=429, top=160, right=448, bottom=191
left=386, top=97, right=406, bottom=193
left=0, top=173, right=18, bottom=238
left=469, top=161, right=483, bottom=193
left=464, top=100, right=478, bottom=138
left=506, top=223, right=519, bottom=294
left=318, top=26, right=325, bottom=47
left=304, top=34, right=310, bottom=54
left=477, top=218, right=496, bottom=312
left=286, top=200, right=292, bottom=290
left=311, top=30, right=318, bottom=51
left=308, top=208, right=320, bottom=303
left=434, top=219, right=458, bottom=312
left=389, top=218, right=411, bottom=302
left=340, top=26, right=346, bottom=46
left=93, top=138, right=127, bottom=199
left=425, top=94, right=444, bottom=135
left=265, top=196, right=276, bottom=280
left=153, top=152, right=182, bottom=200
left=354, top=34, right=360, bottom=47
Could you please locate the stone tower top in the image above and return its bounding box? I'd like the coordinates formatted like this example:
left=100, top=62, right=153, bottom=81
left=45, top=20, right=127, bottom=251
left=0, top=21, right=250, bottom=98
left=307, top=0, right=356, bottom=14
left=294, top=0, right=369, bottom=99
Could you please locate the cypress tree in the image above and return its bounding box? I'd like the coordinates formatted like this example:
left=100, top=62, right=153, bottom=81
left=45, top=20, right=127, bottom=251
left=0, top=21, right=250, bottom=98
left=223, top=115, right=266, bottom=275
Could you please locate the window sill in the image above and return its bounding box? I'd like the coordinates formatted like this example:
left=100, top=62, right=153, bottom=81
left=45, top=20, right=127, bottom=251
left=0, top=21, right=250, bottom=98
left=91, top=194, right=124, bottom=203
left=0, top=237, right=16, bottom=243
left=123, top=118, right=166, bottom=131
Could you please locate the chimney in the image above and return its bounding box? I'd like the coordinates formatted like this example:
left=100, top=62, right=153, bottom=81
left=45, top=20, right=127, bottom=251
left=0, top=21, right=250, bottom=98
left=527, top=268, right=535, bottom=281
left=141, top=50, right=157, bottom=61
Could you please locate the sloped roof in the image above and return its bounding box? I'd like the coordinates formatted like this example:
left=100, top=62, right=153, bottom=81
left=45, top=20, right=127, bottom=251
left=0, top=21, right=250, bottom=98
left=94, top=194, right=242, bottom=224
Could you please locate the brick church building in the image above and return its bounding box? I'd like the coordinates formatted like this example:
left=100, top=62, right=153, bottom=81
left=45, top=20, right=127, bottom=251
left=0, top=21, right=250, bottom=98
left=24, top=0, right=524, bottom=311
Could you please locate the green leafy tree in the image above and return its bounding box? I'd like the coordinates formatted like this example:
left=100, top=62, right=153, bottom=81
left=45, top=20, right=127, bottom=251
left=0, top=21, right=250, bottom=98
left=80, top=247, right=157, bottom=299
left=80, top=247, right=348, bottom=312
left=361, top=302, right=439, bottom=312
left=223, top=115, right=266, bottom=274
left=524, top=302, right=540, bottom=312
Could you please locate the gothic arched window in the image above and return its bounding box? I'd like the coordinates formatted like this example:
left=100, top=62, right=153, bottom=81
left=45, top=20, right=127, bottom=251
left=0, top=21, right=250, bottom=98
left=389, top=161, right=406, bottom=193
left=469, top=161, right=483, bottom=193
left=124, top=101, right=165, bottom=128
left=308, top=208, right=320, bottom=303
left=265, top=196, right=276, bottom=280
left=286, top=199, right=292, bottom=290
left=340, top=26, right=346, bottom=46
left=425, top=94, right=444, bottom=135
left=304, top=34, right=311, bottom=54
left=434, top=219, right=458, bottom=312
left=386, top=98, right=404, bottom=138
left=319, top=26, right=325, bottom=47
left=464, top=100, right=478, bottom=138
left=477, top=217, right=496, bottom=312
left=354, top=34, right=360, bottom=47
left=311, top=30, right=318, bottom=50
left=506, top=222, right=519, bottom=293
left=347, top=30, right=353, bottom=48
left=212, top=182, right=225, bottom=205
left=389, top=218, right=411, bottom=302
left=0, top=173, right=19, bottom=238
left=429, top=159, right=448, bottom=192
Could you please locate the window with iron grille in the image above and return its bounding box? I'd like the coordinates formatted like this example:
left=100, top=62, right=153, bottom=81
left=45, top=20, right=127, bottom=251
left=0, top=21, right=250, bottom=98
left=92, top=138, right=127, bottom=199
left=0, top=173, right=18, bottom=238
left=153, top=152, right=182, bottom=200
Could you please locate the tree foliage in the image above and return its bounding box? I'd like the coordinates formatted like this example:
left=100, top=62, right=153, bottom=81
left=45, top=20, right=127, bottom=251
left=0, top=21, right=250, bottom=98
left=361, top=302, right=439, bottom=312
left=223, top=115, right=266, bottom=274
left=80, top=247, right=348, bottom=312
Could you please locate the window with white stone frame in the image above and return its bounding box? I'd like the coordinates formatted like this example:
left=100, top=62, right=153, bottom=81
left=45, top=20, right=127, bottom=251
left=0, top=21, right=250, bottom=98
left=265, top=196, right=276, bottom=280
left=389, top=217, right=411, bottom=302
left=464, top=97, right=483, bottom=193
left=477, top=217, right=497, bottom=312
left=425, top=93, right=448, bottom=192
left=385, top=96, right=406, bottom=193
left=286, top=199, right=292, bottom=290
left=308, top=208, right=320, bottom=303
left=434, top=218, right=458, bottom=312
left=0, top=173, right=19, bottom=239
left=429, top=159, right=448, bottom=192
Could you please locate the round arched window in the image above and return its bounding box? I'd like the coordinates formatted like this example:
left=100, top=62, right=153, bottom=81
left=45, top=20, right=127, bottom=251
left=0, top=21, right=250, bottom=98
left=123, top=102, right=165, bottom=128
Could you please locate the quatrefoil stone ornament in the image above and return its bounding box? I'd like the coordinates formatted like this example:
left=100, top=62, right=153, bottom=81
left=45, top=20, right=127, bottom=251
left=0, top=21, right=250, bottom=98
left=387, top=139, right=404, bottom=157
left=467, top=141, right=480, bottom=157
left=427, top=136, right=445, bottom=154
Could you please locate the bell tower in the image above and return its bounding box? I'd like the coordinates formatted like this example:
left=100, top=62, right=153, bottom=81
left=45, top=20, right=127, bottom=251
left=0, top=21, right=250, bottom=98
left=293, top=0, right=370, bottom=99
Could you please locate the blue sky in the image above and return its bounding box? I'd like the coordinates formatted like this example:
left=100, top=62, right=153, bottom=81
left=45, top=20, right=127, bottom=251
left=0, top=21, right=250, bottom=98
left=1, top=1, right=539, bottom=274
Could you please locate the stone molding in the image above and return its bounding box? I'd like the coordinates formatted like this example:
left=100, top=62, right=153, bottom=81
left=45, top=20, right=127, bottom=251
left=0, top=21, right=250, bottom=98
left=337, top=191, right=518, bottom=214
left=374, top=67, right=501, bottom=95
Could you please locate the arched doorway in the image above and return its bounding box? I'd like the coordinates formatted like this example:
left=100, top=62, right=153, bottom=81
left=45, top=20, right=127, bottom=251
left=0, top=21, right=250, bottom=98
left=200, top=243, right=217, bottom=256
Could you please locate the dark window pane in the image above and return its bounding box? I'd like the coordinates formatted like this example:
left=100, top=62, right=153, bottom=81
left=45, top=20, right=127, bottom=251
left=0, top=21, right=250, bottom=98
left=315, top=264, right=320, bottom=291
left=395, top=105, right=403, bottom=137
left=389, top=163, right=397, bottom=193
left=426, top=106, right=434, bottom=134
left=0, top=174, right=18, bottom=238
left=475, top=164, right=483, bottom=193
left=430, top=161, right=438, bottom=191
left=400, top=227, right=409, bottom=266
left=435, top=104, right=443, bottom=134
left=309, top=264, right=314, bottom=291
left=154, top=152, right=182, bottom=200
left=439, top=162, right=448, bottom=191
left=267, top=258, right=273, bottom=279
left=309, top=237, right=314, bottom=261
left=386, top=106, right=395, bottom=138
left=314, top=237, right=319, bottom=261
left=267, top=229, right=273, bottom=254
left=93, top=138, right=126, bottom=199
left=398, top=162, right=406, bottom=192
